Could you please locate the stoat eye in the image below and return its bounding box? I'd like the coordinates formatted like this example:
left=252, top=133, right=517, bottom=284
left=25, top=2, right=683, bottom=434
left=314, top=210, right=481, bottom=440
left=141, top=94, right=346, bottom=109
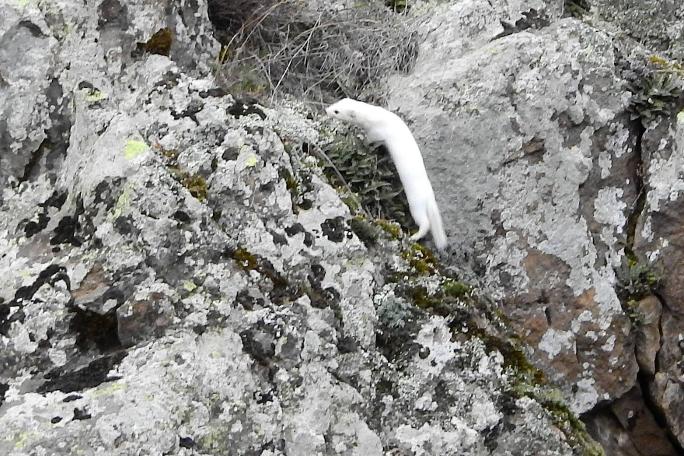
left=334, top=110, right=339, bottom=114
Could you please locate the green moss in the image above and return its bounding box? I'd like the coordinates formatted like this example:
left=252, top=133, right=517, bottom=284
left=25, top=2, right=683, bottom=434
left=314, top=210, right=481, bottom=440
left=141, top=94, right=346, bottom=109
left=648, top=55, right=684, bottom=76
left=181, top=174, right=208, bottom=201
left=616, top=260, right=660, bottom=302
left=231, top=248, right=258, bottom=271
left=538, top=397, right=605, bottom=456
left=144, top=28, right=173, bottom=56
left=479, top=331, right=546, bottom=385
left=401, top=243, right=438, bottom=275
left=153, top=146, right=209, bottom=202
left=375, top=219, right=402, bottom=239
left=160, top=149, right=178, bottom=161
left=443, top=279, right=471, bottom=299
left=564, top=0, right=590, bottom=18
left=349, top=216, right=380, bottom=247
left=341, top=193, right=362, bottom=214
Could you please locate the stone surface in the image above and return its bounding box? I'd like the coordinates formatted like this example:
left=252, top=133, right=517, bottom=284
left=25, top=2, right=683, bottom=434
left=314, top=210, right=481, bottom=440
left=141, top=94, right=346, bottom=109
left=634, top=113, right=684, bottom=448
left=385, top=0, right=684, bottom=452
left=585, top=385, right=679, bottom=456
left=2, top=0, right=683, bottom=453
left=588, top=0, right=684, bottom=59
left=634, top=295, right=662, bottom=376
left=387, top=2, right=638, bottom=414
left=0, top=0, right=592, bottom=454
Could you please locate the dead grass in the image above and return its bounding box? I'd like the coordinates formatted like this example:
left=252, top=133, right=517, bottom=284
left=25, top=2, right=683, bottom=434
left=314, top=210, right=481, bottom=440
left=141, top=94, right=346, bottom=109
left=209, top=0, right=420, bottom=101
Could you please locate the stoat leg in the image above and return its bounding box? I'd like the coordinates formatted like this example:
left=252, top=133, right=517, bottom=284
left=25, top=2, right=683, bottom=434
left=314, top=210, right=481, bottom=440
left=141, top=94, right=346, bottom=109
left=409, top=211, right=430, bottom=241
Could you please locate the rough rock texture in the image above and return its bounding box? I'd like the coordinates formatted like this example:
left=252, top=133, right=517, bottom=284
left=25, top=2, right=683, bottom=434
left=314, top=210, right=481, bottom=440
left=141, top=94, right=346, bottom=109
left=385, top=0, right=684, bottom=454
left=388, top=0, right=638, bottom=414
left=633, top=113, right=684, bottom=448
left=0, top=0, right=595, bottom=455
left=589, top=0, right=684, bottom=59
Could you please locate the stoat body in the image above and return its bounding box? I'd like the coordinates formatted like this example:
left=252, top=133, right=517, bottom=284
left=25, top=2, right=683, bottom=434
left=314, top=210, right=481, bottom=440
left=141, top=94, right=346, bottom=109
left=326, top=98, right=447, bottom=250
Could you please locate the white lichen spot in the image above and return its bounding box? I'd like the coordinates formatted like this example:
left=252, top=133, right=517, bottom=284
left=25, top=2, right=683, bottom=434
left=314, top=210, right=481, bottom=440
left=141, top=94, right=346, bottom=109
left=538, top=328, right=574, bottom=359
left=598, top=151, right=612, bottom=178
left=468, top=397, right=501, bottom=431
left=571, top=377, right=599, bottom=413
left=601, top=335, right=616, bottom=352
left=593, top=187, right=626, bottom=230
left=414, top=393, right=438, bottom=412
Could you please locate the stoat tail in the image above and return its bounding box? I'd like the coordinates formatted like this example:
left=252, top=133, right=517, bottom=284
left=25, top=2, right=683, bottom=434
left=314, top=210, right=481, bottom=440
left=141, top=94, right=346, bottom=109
left=427, top=198, right=447, bottom=251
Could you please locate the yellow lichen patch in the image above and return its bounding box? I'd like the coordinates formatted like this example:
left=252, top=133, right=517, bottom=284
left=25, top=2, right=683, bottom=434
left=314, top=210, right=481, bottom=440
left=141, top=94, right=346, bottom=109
left=678, top=110, right=684, bottom=124
left=113, top=186, right=132, bottom=218
left=12, top=431, right=33, bottom=448
left=85, top=89, right=108, bottom=103
left=90, top=381, right=127, bottom=398
left=245, top=154, right=259, bottom=168
left=144, top=28, right=173, bottom=56
left=183, top=280, right=197, bottom=292
left=123, top=140, right=149, bottom=160
left=648, top=55, right=669, bottom=67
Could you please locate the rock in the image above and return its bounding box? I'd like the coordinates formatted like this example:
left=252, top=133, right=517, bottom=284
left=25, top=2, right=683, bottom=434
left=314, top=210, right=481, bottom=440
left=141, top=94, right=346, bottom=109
left=0, top=8, right=59, bottom=192
left=588, top=0, right=684, bottom=59
left=634, top=295, right=662, bottom=375
left=2, top=0, right=682, bottom=453
left=584, top=384, right=680, bottom=456
left=633, top=111, right=684, bottom=448
left=387, top=5, right=638, bottom=413
left=0, top=0, right=596, bottom=454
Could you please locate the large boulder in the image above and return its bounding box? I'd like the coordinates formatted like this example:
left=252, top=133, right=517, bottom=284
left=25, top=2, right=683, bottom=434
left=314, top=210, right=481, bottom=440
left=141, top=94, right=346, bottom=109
left=387, top=1, right=638, bottom=414
left=0, top=0, right=595, bottom=455
left=387, top=0, right=684, bottom=453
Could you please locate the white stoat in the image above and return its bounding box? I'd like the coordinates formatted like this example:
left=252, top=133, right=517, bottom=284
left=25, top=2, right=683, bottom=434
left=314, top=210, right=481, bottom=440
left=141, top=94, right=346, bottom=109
left=326, top=98, right=447, bottom=250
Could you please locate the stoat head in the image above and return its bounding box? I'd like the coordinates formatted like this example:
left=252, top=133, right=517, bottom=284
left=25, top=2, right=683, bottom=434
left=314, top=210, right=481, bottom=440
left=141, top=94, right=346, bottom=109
left=325, top=98, right=367, bottom=126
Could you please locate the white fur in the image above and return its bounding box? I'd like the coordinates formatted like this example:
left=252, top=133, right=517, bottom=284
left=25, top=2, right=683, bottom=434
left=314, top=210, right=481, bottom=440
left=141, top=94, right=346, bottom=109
left=326, top=98, right=447, bottom=250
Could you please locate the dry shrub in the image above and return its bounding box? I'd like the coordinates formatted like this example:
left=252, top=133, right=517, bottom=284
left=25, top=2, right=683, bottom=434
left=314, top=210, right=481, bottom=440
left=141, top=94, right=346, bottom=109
left=208, top=0, right=420, bottom=100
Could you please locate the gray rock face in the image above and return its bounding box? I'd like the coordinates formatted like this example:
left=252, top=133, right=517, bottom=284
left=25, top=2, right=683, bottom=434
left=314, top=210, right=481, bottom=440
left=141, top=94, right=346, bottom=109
left=634, top=113, right=684, bottom=448
left=0, top=8, right=60, bottom=192
left=388, top=2, right=638, bottom=414
left=386, top=0, right=684, bottom=453
left=0, top=0, right=592, bottom=455
left=589, top=0, right=684, bottom=59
